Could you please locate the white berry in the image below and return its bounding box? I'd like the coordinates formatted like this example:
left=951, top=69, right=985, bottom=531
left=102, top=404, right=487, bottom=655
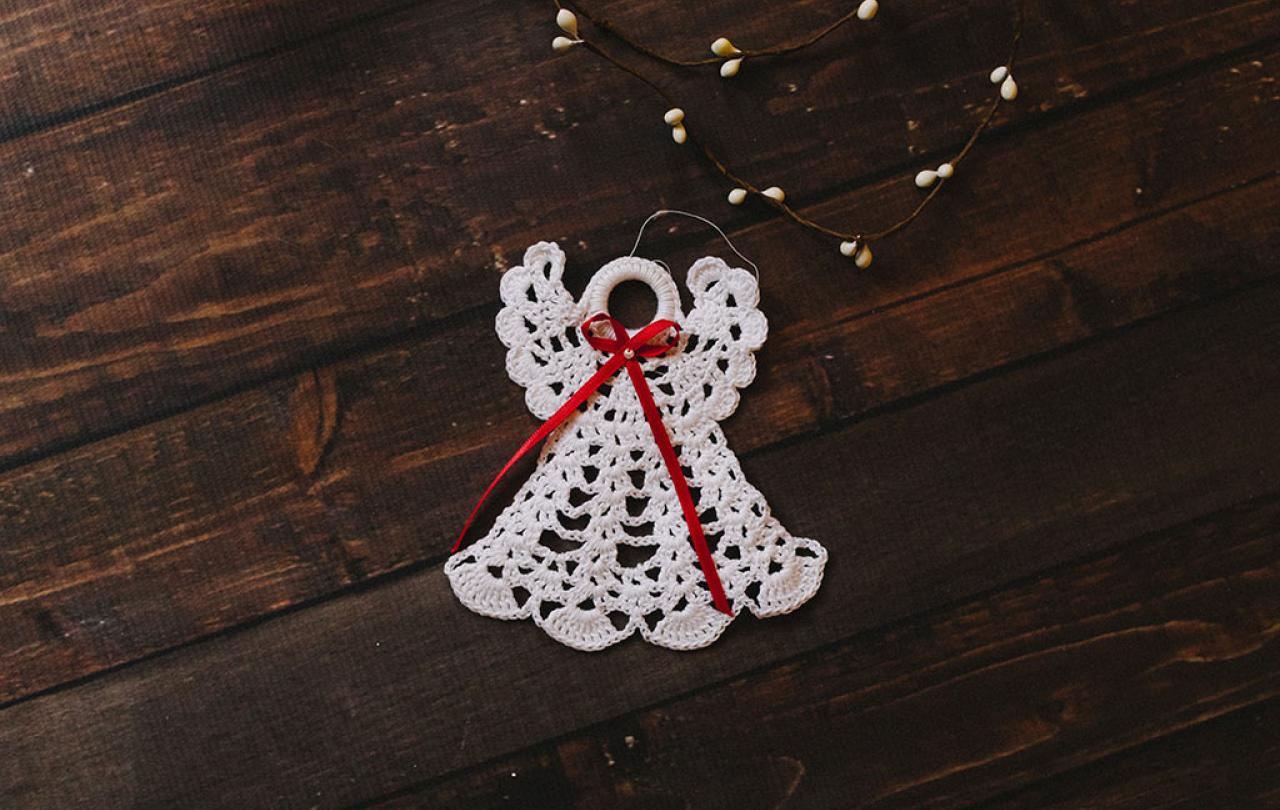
left=556, top=9, right=578, bottom=36
left=855, top=244, right=873, bottom=268
left=720, top=58, right=743, bottom=78
left=552, top=36, right=577, bottom=54
left=711, top=37, right=741, bottom=57
left=857, top=0, right=879, bottom=20
left=1000, top=75, right=1019, bottom=100
left=671, top=123, right=688, bottom=144
left=915, top=169, right=938, bottom=188
left=839, top=240, right=857, bottom=257
left=990, top=66, right=1008, bottom=84
left=663, top=108, right=685, bottom=126
left=727, top=188, right=748, bottom=205
left=937, top=162, right=954, bottom=179
left=762, top=186, right=785, bottom=202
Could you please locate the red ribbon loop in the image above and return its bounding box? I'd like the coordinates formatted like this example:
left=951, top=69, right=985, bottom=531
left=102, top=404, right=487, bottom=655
left=452, top=313, right=733, bottom=617
left=581, top=313, right=680, bottom=357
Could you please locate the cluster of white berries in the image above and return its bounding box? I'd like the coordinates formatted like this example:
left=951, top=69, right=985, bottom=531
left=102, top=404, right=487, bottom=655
left=914, top=161, right=954, bottom=188
left=664, top=108, right=687, bottom=143
left=552, top=9, right=582, bottom=53
left=725, top=185, right=783, bottom=204
left=840, top=239, right=874, bottom=268
left=991, top=64, right=1018, bottom=100
left=710, top=37, right=743, bottom=78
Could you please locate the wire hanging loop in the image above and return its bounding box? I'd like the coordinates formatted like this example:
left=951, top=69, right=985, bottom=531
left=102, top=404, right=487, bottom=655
left=629, top=209, right=760, bottom=281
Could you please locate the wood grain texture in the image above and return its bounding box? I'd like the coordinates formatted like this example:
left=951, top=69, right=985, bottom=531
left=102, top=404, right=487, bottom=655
left=1, top=0, right=1276, bottom=469
left=0, top=0, right=414, bottom=135
left=374, top=496, right=1280, bottom=808
left=1, top=281, right=1277, bottom=807
left=985, top=699, right=1280, bottom=809
left=2, top=44, right=1277, bottom=704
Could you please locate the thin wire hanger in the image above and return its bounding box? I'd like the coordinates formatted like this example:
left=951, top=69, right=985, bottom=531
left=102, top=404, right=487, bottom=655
left=629, top=209, right=760, bottom=281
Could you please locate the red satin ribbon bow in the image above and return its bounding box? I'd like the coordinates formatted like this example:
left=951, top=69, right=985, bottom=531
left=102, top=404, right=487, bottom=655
left=452, top=313, right=733, bottom=617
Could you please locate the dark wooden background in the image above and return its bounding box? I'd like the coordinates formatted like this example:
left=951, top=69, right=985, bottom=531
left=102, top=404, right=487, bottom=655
left=1, top=0, right=1278, bottom=807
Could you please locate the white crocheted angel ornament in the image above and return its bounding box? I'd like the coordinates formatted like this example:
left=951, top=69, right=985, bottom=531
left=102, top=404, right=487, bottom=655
left=446, top=242, right=827, bottom=651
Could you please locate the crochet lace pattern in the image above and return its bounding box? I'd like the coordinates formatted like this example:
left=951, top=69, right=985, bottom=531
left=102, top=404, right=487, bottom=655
left=446, top=242, right=826, bottom=650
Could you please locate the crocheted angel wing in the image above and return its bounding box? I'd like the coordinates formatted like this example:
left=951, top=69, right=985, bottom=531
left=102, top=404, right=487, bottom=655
left=495, top=242, right=595, bottom=419
left=670, top=256, right=768, bottom=422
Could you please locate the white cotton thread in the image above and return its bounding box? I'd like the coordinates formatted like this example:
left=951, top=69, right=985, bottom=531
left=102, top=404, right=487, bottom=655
left=583, top=256, right=682, bottom=323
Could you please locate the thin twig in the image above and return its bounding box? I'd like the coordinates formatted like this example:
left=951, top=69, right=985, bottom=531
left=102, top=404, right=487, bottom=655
left=560, top=1, right=868, bottom=65
left=556, top=0, right=1028, bottom=246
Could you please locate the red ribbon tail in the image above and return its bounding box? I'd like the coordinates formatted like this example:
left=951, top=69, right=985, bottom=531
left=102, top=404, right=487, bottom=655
left=625, top=362, right=734, bottom=617
left=452, top=353, right=627, bottom=553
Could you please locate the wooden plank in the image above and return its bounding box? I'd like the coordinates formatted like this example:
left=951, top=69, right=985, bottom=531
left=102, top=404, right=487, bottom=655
left=985, top=700, right=1280, bottom=808
left=1, top=0, right=1275, bottom=468
left=372, top=497, right=1280, bottom=808
left=0, top=0, right=950, bottom=134
left=1, top=280, right=1277, bottom=807
left=2, top=152, right=1278, bottom=706
left=0, top=0, right=413, bottom=136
